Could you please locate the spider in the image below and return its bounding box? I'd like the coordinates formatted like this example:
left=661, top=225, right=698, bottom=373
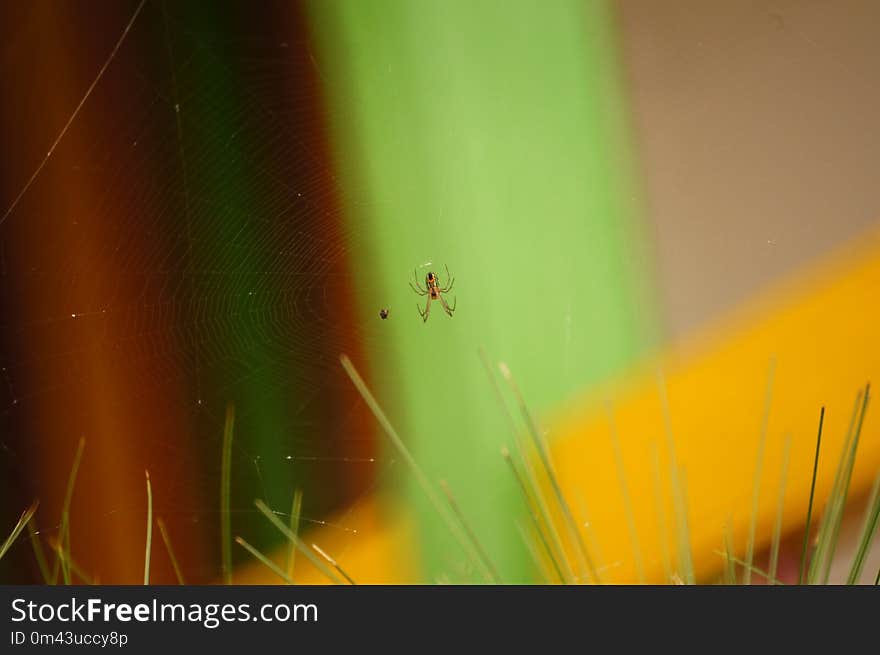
left=409, top=265, right=456, bottom=322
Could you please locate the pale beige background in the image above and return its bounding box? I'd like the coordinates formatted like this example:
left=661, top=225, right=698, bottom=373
left=616, top=0, right=880, bottom=341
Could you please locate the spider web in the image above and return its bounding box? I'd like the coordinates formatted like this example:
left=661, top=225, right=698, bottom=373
left=0, top=1, right=397, bottom=583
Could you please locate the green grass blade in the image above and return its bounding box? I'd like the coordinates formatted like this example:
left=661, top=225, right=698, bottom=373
left=27, top=521, right=52, bottom=584
left=235, top=536, right=293, bottom=584
left=819, top=384, right=870, bottom=583
left=311, top=543, right=357, bottom=585
left=744, top=358, right=775, bottom=584
left=501, top=447, right=569, bottom=584
left=157, top=518, right=185, bottom=585
left=255, top=499, right=344, bottom=584
left=499, top=361, right=597, bottom=583
left=440, top=480, right=503, bottom=583
left=657, top=371, right=695, bottom=584
left=799, top=406, right=824, bottom=585
left=220, top=402, right=235, bottom=584
left=510, top=435, right=580, bottom=581
left=340, top=354, right=494, bottom=583
left=722, top=517, right=737, bottom=585
left=286, top=489, right=303, bottom=582
left=515, top=521, right=553, bottom=584
left=674, top=467, right=696, bottom=584
left=479, top=347, right=525, bottom=448
left=768, top=435, right=792, bottom=582
left=143, top=471, right=152, bottom=585
left=808, top=390, right=861, bottom=582
left=0, top=500, right=39, bottom=562
left=846, top=469, right=880, bottom=584
left=57, top=437, right=85, bottom=585
left=651, top=444, right=673, bottom=583
left=575, top=493, right=608, bottom=583
left=507, top=438, right=575, bottom=582
left=607, top=402, right=645, bottom=583
left=715, top=550, right=785, bottom=585
left=49, top=539, right=94, bottom=584
left=482, top=348, right=574, bottom=582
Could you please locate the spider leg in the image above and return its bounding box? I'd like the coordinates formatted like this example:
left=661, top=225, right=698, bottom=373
left=417, top=297, right=431, bottom=322
left=439, top=294, right=456, bottom=317
left=440, top=264, right=455, bottom=293
left=410, top=269, right=427, bottom=295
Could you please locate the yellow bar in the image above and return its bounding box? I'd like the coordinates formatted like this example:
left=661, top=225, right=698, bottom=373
left=548, top=227, right=880, bottom=582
